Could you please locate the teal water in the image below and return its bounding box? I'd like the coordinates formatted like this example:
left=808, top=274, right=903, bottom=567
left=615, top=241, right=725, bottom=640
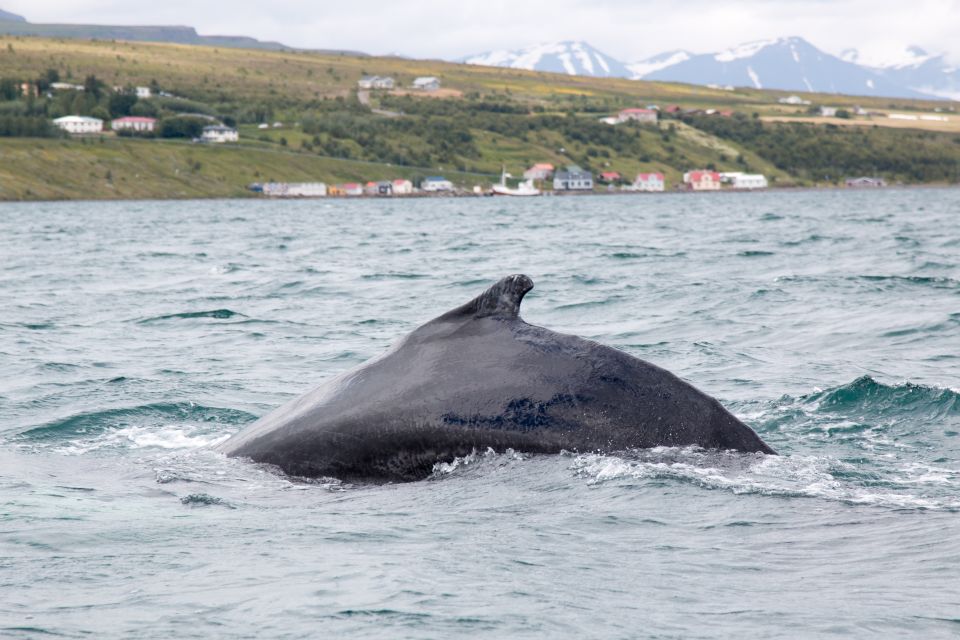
left=1, top=190, right=959, bottom=638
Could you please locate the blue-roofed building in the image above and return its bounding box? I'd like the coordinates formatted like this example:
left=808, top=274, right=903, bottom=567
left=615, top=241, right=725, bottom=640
left=421, top=176, right=453, bottom=192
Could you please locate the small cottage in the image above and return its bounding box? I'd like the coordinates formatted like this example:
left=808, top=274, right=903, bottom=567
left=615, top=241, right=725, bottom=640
left=392, top=179, right=414, bottom=195
left=683, top=170, right=721, bottom=191
left=111, top=116, right=157, bottom=133
left=617, top=108, right=658, bottom=124
left=523, top=163, right=554, bottom=181
left=633, top=172, right=665, bottom=192
left=53, top=115, right=103, bottom=134
left=201, top=125, right=238, bottom=143
left=553, top=165, right=593, bottom=191
left=421, top=176, right=453, bottom=192
left=412, top=77, right=440, bottom=91
left=358, top=76, right=395, bottom=90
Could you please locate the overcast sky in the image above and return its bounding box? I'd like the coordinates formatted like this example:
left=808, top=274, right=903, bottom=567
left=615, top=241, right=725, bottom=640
left=6, top=0, right=960, bottom=64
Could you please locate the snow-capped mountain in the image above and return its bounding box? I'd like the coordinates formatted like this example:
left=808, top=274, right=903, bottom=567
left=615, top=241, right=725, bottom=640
left=638, top=37, right=934, bottom=99
left=626, top=50, right=692, bottom=79
left=843, top=46, right=960, bottom=101
left=462, top=41, right=632, bottom=78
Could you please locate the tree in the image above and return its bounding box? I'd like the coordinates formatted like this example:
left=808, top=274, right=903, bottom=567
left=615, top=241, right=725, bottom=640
left=0, top=78, right=18, bottom=101
left=159, top=116, right=206, bottom=139
left=83, top=75, right=105, bottom=99
left=108, top=92, right=138, bottom=118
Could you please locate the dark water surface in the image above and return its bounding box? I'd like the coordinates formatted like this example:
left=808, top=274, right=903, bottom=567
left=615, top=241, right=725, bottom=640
left=2, top=190, right=959, bottom=638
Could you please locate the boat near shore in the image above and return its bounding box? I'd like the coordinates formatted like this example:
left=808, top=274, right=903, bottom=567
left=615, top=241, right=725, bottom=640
left=491, top=167, right=541, bottom=196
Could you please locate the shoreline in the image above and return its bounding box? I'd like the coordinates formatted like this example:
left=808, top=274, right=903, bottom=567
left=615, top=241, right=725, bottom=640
left=2, top=182, right=958, bottom=205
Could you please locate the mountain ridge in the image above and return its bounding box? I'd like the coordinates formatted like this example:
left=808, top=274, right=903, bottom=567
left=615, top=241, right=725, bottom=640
left=461, top=36, right=957, bottom=101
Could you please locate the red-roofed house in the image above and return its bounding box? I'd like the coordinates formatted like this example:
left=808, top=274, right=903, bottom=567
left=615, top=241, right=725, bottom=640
left=617, top=108, right=658, bottom=124
left=523, top=163, right=555, bottom=181
left=599, top=171, right=622, bottom=183
left=392, top=179, right=413, bottom=194
left=633, top=172, right=665, bottom=192
left=111, top=116, right=157, bottom=133
left=664, top=105, right=682, bottom=114
left=683, top=170, right=721, bottom=191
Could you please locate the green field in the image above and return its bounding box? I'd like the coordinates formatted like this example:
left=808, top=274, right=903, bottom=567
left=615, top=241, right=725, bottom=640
left=0, top=35, right=958, bottom=200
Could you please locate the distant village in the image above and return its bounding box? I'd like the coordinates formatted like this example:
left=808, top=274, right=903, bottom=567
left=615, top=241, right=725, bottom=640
left=23, top=74, right=894, bottom=198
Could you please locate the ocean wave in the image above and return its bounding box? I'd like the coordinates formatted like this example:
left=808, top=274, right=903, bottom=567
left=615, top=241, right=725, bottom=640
left=807, top=375, right=959, bottom=420
left=13, top=402, right=254, bottom=455
left=136, top=309, right=247, bottom=323
left=570, top=448, right=960, bottom=511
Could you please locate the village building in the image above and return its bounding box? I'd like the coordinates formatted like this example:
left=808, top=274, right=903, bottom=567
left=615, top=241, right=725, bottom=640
left=778, top=95, right=811, bottom=105
left=376, top=181, right=394, bottom=196
left=357, top=76, right=395, bottom=90
left=341, top=183, right=364, bottom=196
left=421, top=176, right=453, bottom=192
left=364, top=181, right=380, bottom=196
left=553, top=165, right=594, bottom=191
left=664, top=105, right=682, bottom=114
left=412, top=76, right=441, bottom=91
left=683, top=170, right=721, bottom=191
left=200, top=125, right=239, bottom=143
left=633, top=172, right=665, bottom=192
left=49, top=82, right=84, bottom=91
left=731, top=174, right=768, bottom=189
left=135, top=86, right=152, bottom=98
left=392, top=179, right=414, bottom=194
left=53, top=115, right=103, bottom=135
left=820, top=106, right=838, bottom=117
left=523, top=163, right=554, bottom=181
left=19, top=82, right=38, bottom=97
left=111, top=116, right=157, bottom=133
left=599, top=171, right=622, bottom=183
left=616, top=108, right=658, bottom=124
left=262, top=182, right=327, bottom=197
left=845, top=176, right=887, bottom=188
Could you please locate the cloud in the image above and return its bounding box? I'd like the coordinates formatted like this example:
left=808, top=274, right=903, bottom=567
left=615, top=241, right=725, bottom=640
left=6, top=0, right=960, bottom=63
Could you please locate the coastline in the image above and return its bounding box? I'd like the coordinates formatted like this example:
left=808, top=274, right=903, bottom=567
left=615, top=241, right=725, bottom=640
left=2, top=182, right=957, bottom=205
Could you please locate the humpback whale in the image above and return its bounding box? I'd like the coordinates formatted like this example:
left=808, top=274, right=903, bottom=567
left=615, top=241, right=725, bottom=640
left=218, top=275, right=775, bottom=481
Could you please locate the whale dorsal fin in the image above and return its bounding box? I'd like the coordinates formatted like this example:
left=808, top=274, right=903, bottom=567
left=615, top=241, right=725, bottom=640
left=439, top=274, right=534, bottom=321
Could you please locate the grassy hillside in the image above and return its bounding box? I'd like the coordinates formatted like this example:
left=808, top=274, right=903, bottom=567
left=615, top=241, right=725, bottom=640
left=0, top=35, right=958, bottom=200
left=0, top=137, right=490, bottom=200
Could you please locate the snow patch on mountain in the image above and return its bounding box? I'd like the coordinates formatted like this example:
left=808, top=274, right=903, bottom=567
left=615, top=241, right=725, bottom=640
left=626, top=51, right=691, bottom=78
left=715, top=38, right=779, bottom=62
left=462, top=41, right=631, bottom=78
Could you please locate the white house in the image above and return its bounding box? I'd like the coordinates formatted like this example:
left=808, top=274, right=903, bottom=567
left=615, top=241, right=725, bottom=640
left=731, top=174, right=768, bottom=189
left=111, top=116, right=157, bottom=133
left=53, top=115, right=103, bottom=134
left=49, top=82, right=84, bottom=91
left=616, top=108, right=658, bottom=124
left=412, top=76, right=440, bottom=91
left=262, top=182, right=327, bottom=197
left=553, top=165, right=593, bottom=191
left=820, top=106, right=838, bottom=117
left=135, top=86, right=152, bottom=98
left=392, top=179, right=414, bottom=194
left=633, top=172, right=665, bottom=192
left=524, top=163, right=554, bottom=181
left=778, top=95, right=811, bottom=105
left=201, top=125, right=239, bottom=143
left=683, top=170, right=721, bottom=191
left=421, top=176, right=453, bottom=192
left=358, top=76, right=395, bottom=90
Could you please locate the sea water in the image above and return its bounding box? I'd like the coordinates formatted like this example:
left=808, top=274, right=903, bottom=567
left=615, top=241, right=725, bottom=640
left=1, top=190, right=958, bottom=638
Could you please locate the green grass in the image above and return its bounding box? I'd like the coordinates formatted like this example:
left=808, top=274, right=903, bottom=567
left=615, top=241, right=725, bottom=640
left=0, top=35, right=957, bottom=200
left=0, top=137, right=491, bottom=200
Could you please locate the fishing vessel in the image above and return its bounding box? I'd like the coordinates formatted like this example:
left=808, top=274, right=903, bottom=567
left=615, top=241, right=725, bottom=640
left=491, top=167, right=541, bottom=196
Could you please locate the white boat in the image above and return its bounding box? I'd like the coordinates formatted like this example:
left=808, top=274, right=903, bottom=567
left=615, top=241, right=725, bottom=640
left=491, top=167, right=541, bottom=196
